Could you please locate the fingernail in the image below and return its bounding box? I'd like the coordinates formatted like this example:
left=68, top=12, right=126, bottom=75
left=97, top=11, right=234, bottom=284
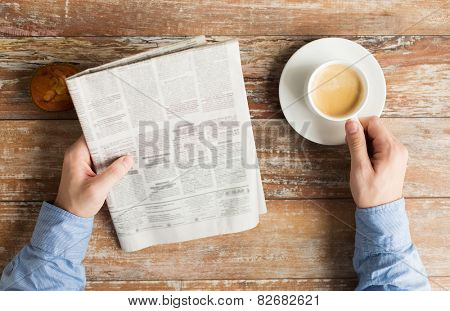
left=345, top=119, right=358, bottom=134
left=123, top=155, right=134, bottom=169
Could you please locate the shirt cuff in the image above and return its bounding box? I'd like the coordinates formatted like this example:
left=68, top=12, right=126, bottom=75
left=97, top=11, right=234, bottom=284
left=30, top=202, right=94, bottom=263
left=355, top=198, right=411, bottom=256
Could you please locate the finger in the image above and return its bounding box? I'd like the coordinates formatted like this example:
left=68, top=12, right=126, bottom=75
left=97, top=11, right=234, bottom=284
left=92, top=155, right=134, bottom=193
left=68, top=135, right=91, bottom=161
left=359, top=116, right=392, bottom=142
left=72, top=135, right=87, bottom=149
left=345, top=119, right=371, bottom=170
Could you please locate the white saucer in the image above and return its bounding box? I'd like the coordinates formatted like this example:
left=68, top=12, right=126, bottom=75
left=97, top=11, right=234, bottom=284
left=279, top=38, right=386, bottom=145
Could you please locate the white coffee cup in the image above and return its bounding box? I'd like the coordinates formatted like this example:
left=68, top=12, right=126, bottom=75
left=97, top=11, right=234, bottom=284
left=304, top=60, right=369, bottom=122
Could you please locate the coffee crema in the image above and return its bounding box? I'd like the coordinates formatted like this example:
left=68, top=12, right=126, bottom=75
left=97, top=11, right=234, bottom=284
left=311, top=64, right=364, bottom=117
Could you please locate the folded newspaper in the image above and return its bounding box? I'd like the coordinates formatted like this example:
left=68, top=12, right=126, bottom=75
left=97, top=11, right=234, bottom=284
left=66, top=36, right=266, bottom=252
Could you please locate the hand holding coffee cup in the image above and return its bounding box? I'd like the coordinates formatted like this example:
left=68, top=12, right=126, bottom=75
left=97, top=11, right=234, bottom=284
left=345, top=116, right=408, bottom=208
left=305, top=60, right=368, bottom=122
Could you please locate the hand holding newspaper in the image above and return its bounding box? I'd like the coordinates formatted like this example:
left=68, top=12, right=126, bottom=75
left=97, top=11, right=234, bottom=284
left=66, top=36, right=266, bottom=252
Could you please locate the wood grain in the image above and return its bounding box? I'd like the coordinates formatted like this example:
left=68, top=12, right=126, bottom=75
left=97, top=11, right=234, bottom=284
left=0, top=119, right=448, bottom=201
left=181, top=279, right=356, bottom=291
left=86, top=280, right=181, bottom=291
left=1, top=3, right=449, bottom=291
left=85, top=278, right=450, bottom=291
left=185, top=278, right=450, bottom=291
left=85, top=279, right=357, bottom=291
left=0, top=36, right=448, bottom=119
left=254, top=118, right=450, bottom=199
left=1, top=1, right=448, bottom=36
left=0, top=199, right=448, bottom=286
left=429, top=277, right=450, bottom=291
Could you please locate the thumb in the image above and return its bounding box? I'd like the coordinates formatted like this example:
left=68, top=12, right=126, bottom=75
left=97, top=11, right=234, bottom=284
left=345, top=119, right=370, bottom=169
left=93, top=155, right=133, bottom=193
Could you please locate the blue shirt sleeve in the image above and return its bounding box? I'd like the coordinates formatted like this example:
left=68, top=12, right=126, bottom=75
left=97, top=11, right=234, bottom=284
left=353, top=198, right=431, bottom=291
left=0, top=202, right=93, bottom=291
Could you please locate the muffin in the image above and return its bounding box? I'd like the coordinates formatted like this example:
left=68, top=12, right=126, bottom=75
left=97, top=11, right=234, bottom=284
left=30, top=64, right=78, bottom=111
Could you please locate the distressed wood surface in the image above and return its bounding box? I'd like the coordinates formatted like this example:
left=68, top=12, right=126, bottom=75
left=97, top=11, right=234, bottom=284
left=86, top=278, right=450, bottom=291
left=86, top=281, right=181, bottom=291
left=181, top=278, right=450, bottom=291
left=1, top=1, right=449, bottom=291
left=429, top=277, right=450, bottom=291
left=0, top=119, right=448, bottom=201
left=0, top=36, right=449, bottom=120
left=1, top=1, right=448, bottom=36
left=0, top=199, right=448, bottom=289
left=86, top=279, right=356, bottom=291
left=181, top=279, right=357, bottom=291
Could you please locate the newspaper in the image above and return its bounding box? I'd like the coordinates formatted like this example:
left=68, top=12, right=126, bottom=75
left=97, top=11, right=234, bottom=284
left=66, top=36, right=266, bottom=252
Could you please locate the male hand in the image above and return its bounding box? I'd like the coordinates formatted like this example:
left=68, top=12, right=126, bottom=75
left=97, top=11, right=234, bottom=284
left=345, top=116, right=408, bottom=208
left=54, top=136, right=133, bottom=217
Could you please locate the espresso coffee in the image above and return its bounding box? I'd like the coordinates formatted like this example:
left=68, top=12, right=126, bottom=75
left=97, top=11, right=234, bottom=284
left=311, top=64, right=364, bottom=117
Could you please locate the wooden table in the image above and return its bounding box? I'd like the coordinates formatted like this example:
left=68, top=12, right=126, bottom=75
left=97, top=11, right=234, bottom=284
left=0, top=1, right=449, bottom=291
